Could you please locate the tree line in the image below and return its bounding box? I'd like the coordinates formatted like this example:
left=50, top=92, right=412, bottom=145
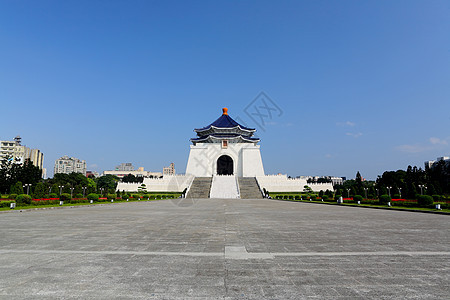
left=334, top=163, right=450, bottom=199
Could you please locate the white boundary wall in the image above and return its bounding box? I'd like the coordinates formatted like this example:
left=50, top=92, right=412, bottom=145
left=116, top=174, right=194, bottom=193
left=256, top=175, right=333, bottom=193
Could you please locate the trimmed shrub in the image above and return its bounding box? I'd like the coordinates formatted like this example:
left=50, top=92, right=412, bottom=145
left=379, top=194, right=391, bottom=205
left=322, top=195, right=329, bottom=201
left=334, top=195, right=342, bottom=201
left=9, top=194, right=18, bottom=200
left=16, top=194, right=32, bottom=205
left=87, top=193, right=99, bottom=201
left=49, top=193, right=58, bottom=198
left=393, top=194, right=400, bottom=199
left=75, top=193, right=83, bottom=199
left=432, top=195, right=441, bottom=202
left=418, top=195, right=433, bottom=207
left=107, top=194, right=116, bottom=200
left=353, top=195, right=363, bottom=203
left=60, top=193, right=71, bottom=201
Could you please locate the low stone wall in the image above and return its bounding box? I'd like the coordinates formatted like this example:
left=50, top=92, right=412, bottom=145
left=116, top=175, right=194, bottom=193
left=256, top=175, right=333, bottom=193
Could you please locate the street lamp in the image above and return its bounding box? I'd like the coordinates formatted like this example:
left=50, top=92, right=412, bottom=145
left=346, top=188, right=350, bottom=198
left=82, top=187, right=87, bottom=198
left=100, top=188, right=104, bottom=196
left=387, top=186, right=392, bottom=197
left=48, top=186, right=52, bottom=194
left=70, top=187, right=74, bottom=199
left=398, top=187, right=402, bottom=198
left=59, top=185, right=64, bottom=196
left=23, top=184, right=31, bottom=195
left=418, top=185, right=426, bottom=195
left=364, top=187, right=368, bottom=199
left=376, top=188, right=379, bottom=198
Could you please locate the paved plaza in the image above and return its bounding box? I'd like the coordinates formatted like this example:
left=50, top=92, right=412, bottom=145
left=0, top=199, right=449, bottom=299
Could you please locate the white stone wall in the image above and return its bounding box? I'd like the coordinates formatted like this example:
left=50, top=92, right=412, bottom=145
left=116, top=174, right=194, bottom=193
left=256, top=175, right=334, bottom=193
left=185, top=143, right=264, bottom=177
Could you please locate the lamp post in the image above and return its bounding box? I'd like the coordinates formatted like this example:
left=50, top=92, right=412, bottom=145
left=82, top=187, right=87, bottom=198
left=387, top=186, right=392, bottom=197
left=346, top=188, right=350, bottom=198
left=376, top=188, right=379, bottom=198
left=70, top=187, right=74, bottom=199
left=398, top=187, right=402, bottom=198
left=48, top=187, right=52, bottom=194
left=23, top=184, right=31, bottom=195
left=59, top=185, right=64, bottom=196
left=100, top=188, right=104, bottom=196
left=418, top=185, right=426, bottom=195
left=364, top=187, right=368, bottom=199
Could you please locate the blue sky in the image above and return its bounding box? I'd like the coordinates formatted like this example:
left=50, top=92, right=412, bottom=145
left=1, top=0, right=449, bottom=180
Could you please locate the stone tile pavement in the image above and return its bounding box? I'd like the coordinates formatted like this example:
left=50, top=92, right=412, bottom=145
left=0, top=199, right=448, bottom=299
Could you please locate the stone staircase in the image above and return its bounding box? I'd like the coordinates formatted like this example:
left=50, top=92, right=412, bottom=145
left=186, top=177, right=212, bottom=199
left=238, top=177, right=264, bottom=199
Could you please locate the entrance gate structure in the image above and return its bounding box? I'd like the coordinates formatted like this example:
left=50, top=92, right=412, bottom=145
left=185, top=108, right=265, bottom=178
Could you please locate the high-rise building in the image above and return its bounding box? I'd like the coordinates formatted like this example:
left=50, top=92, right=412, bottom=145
left=163, top=163, right=175, bottom=176
left=0, top=136, right=44, bottom=169
left=54, top=156, right=87, bottom=175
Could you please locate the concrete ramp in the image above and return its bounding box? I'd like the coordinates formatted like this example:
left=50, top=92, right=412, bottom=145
left=210, top=175, right=240, bottom=198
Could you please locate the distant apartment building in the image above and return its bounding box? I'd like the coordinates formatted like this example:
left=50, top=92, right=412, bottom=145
left=163, top=163, right=175, bottom=176
left=0, top=136, right=44, bottom=169
left=54, top=155, right=87, bottom=175
left=86, top=170, right=99, bottom=178
left=115, top=163, right=134, bottom=171
left=425, top=156, right=450, bottom=169
left=103, top=166, right=162, bottom=178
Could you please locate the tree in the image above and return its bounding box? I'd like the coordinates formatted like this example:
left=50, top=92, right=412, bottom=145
left=33, top=182, right=46, bottom=199
left=10, top=181, right=24, bottom=195
left=96, top=175, right=119, bottom=194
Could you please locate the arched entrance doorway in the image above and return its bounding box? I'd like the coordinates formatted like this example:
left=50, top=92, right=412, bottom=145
left=217, top=155, right=233, bottom=175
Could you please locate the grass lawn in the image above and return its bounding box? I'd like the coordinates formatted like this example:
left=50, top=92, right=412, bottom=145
left=0, top=197, right=179, bottom=212
left=276, top=198, right=450, bottom=213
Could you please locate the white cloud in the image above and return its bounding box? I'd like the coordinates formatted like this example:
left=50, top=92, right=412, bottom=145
left=337, top=121, right=356, bottom=127
left=395, top=144, right=430, bottom=154
left=346, top=132, right=362, bottom=138
left=395, top=136, right=449, bottom=153
left=429, top=137, right=448, bottom=145
left=89, top=163, right=98, bottom=168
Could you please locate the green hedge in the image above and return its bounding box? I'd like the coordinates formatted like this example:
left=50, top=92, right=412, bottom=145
left=60, top=193, right=71, bottom=201
left=16, top=194, right=32, bottom=205
left=379, top=194, right=391, bottom=205
left=0, top=200, right=15, bottom=208
left=353, top=195, right=363, bottom=203
left=418, top=195, right=433, bottom=207
left=87, top=193, right=99, bottom=201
